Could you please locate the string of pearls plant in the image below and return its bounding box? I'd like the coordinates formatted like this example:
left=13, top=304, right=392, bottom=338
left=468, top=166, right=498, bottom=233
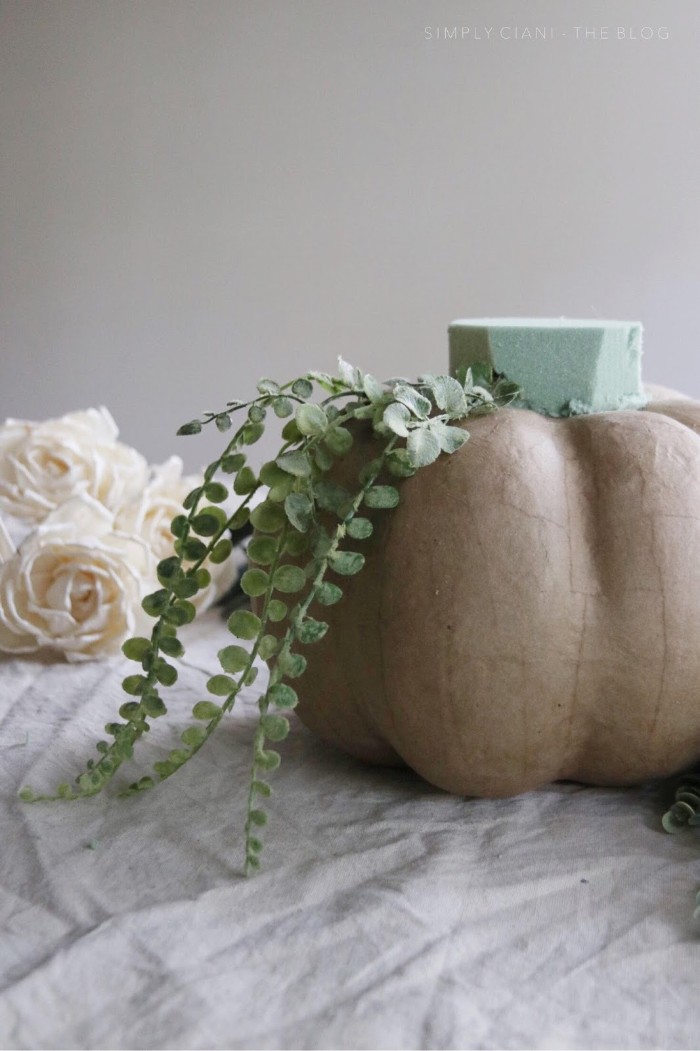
left=20, top=359, right=520, bottom=872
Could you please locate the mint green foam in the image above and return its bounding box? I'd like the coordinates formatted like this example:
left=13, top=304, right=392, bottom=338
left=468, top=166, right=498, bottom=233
left=448, top=318, right=646, bottom=417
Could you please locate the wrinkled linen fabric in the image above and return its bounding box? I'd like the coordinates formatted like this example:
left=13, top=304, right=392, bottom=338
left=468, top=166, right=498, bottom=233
left=0, top=611, right=699, bottom=1051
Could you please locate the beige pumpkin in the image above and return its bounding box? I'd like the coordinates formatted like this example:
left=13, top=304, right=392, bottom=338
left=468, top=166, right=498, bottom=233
left=282, top=393, right=700, bottom=797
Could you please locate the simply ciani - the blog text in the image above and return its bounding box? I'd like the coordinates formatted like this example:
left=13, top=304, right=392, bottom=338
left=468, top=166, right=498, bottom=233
left=424, top=26, right=670, bottom=42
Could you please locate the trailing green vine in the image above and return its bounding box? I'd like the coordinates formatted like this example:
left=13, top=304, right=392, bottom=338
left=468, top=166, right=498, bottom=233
left=20, top=358, right=520, bottom=871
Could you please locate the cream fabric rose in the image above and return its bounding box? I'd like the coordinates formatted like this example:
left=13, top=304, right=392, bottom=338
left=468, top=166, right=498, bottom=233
left=0, top=495, right=153, bottom=661
left=116, top=456, right=237, bottom=611
left=0, top=408, right=148, bottom=523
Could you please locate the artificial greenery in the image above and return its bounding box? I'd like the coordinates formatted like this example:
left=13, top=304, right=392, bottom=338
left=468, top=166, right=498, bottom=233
left=662, top=775, right=700, bottom=918
left=20, top=358, right=519, bottom=870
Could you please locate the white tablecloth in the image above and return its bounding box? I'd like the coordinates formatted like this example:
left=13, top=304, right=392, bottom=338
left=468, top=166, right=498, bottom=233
left=1, top=611, right=699, bottom=1050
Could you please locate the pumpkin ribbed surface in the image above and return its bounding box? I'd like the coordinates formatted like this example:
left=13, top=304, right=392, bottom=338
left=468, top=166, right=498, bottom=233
left=266, top=399, right=700, bottom=797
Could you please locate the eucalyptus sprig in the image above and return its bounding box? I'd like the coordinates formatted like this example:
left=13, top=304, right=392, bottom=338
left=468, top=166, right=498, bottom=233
left=20, top=358, right=520, bottom=870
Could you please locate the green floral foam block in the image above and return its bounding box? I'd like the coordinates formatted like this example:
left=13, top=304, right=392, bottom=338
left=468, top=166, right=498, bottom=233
left=448, top=318, right=646, bottom=417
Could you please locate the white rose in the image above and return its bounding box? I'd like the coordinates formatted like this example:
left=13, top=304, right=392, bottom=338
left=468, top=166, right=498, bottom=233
left=115, top=456, right=238, bottom=611
left=0, top=408, right=148, bottom=523
left=0, top=495, right=153, bottom=662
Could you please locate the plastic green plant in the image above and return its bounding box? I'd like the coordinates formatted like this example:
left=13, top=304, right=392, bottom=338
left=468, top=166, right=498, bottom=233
left=20, top=358, right=521, bottom=871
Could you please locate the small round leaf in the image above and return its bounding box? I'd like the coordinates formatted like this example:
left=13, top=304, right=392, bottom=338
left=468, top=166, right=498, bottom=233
left=260, top=461, right=290, bottom=487
left=291, top=378, right=313, bottom=398
left=228, top=610, right=262, bottom=640
left=154, top=660, right=177, bottom=686
left=315, top=582, right=343, bottom=606
left=122, top=675, right=146, bottom=696
left=142, top=693, right=167, bottom=718
left=248, top=536, right=278, bottom=565
left=157, top=556, right=182, bottom=583
left=234, top=466, right=258, bottom=495
left=181, top=726, right=207, bottom=748
left=284, top=491, right=313, bottom=532
left=276, top=450, right=311, bottom=478
left=256, top=749, right=281, bottom=771
left=182, top=538, right=208, bottom=561
left=314, top=444, right=334, bottom=472
left=170, top=514, right=189, bottom=538
left=258, top=634, right=279, bottom=660
left=209, top=538, right=233, bottom=564
left=192, top=700, right=222, bottom=720
left=204, top=481, right=228, bottom=503
left=250, top=501, right=286, bottom=533
left=142, top=590, right=170, bottom=617
left=163, top=600, right=196, bottom=625
left=207, top=674, right=238, bottom=696
left=267, top=599, right=288, bottom=622
left=283, top=532, right=309, bottom=557
left=364, top=486, right=400, bottom=509
left=277, top=651, right=307, bottom=678
left=177, top=420, right=202, bottom=436
left=268, top=476, right=295, bottom=503
left=241, top=568, right=270, bottom=597
left=159, top=635, right=184, bottom=658
left=297, top=618, right=328, bottom=644
left=122, top=637, right=152, bottom=661
left=295, top=403, right=328, bottom=436
left=195, top=568, right=211, bottom=588
left=119, top=701, right=141, bottom=720
left=346, top=517, right=373, bottom=540
left=221, top=453, right=246, bottom=474
left=273, top=397, right=293, bottom=417
left=273, top=565, right=306, bottom=593
left=267, top=683, right=298, bottom=709
left=183, top=487, right=202, bottom=510
left=386, top=448, right=416, bottom=478
left=324, top=426, right=353, bottom=455
left=172, top=577, right=199, bottom=600
left=261, top=714, right=290, bottom=741
left=218, top=644, right=251, bottom=673
left=242, top=422, right=264, bottom=445
left=191, top=512, right=224, bottom=537
left=329, top=551, right=365, bottom=576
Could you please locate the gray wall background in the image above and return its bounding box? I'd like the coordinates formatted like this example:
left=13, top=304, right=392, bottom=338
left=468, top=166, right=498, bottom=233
left=2, top=0, right=699, bottom=470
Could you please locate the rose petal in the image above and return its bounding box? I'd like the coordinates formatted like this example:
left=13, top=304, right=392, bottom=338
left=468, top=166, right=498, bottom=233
left=0, top=494, right=154, bottom=660
left=0, top=409, right=148, bottom=522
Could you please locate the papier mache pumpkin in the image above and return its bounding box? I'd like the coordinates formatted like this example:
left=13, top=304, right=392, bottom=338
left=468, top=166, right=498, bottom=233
left=261, top=320, right=700, bottom=798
